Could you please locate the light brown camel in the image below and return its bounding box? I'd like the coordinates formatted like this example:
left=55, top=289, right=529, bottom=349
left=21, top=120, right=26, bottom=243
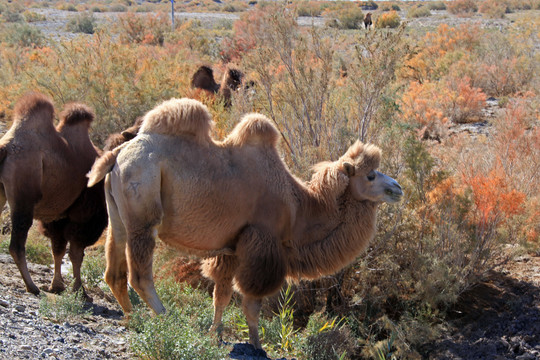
left=87, top=98, right=403, bottom=349
left=0, top=92, right=107, bottom=296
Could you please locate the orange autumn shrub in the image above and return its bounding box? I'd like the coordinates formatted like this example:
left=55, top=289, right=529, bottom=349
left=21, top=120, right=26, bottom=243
left=116, top=12, right=170, bottom=45
left=479, top=0, right=509, bottom=18
left=401, top=24, right=480, bottom=83
left=444, top=76, right=487, bottom=123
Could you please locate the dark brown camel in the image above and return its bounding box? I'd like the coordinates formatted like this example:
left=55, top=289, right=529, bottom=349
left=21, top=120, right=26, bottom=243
left=103, top=116, right=143, bottom=151
left=364, top=12, right=373, bottom=29
left=0, top=92, right=107, bottom=297
left=190, top=65, right=247, bottom=106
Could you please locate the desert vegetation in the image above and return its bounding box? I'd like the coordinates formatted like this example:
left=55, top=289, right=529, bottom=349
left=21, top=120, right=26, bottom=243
left=0, top=0, right=539, bottom=359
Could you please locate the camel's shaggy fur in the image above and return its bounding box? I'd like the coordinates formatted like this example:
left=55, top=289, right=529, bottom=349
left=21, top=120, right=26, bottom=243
left=0, top=92, right=107, bottom=296
left=190, top=65, right=247, bottom=106
left=88, top=97, right=403, bottom=349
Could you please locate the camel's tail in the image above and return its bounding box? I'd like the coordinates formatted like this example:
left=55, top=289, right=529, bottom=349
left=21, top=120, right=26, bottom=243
left=87, top=142, right=127, bottom=187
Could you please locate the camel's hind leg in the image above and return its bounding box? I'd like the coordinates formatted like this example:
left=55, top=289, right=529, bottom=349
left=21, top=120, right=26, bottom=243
left=104, top=189, right=132, bottom=314
left=125, top=225, right=165, bottom=314
left=201, top=255, right=238, bottom=337
left=39, top=220, right=68, bottom=293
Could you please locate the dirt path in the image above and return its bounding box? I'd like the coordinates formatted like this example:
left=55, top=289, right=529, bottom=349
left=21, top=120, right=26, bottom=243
left=426, top=255, right=540, bottom=359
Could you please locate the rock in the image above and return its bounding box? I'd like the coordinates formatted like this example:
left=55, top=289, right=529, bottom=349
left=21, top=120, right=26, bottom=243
left=14, top=305, right=26, bottom=313
left=0, top=299, right=9, bottom=307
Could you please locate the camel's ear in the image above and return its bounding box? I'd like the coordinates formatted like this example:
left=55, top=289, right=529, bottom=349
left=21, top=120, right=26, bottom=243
left=343, top=162, right=355, bottom=177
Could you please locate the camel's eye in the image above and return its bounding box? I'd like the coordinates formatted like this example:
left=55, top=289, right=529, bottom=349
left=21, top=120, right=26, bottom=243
left=367, top=171, right=376, bottom=181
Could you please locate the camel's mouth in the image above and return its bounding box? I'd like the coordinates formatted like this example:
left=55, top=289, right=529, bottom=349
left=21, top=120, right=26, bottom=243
left=384, top=185, right=403, bottom=203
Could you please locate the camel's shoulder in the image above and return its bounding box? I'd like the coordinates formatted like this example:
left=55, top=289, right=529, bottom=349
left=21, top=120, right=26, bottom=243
left=223, top=113, right=279, bottom=148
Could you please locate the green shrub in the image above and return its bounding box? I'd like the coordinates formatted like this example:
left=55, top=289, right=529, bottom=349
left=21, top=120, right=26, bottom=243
left=408, top=5, right=432, bottom=18
left=66, top=12, right=96, bottom=34
left=39, top=290, right=91, bottom=322
left=129, top=283, right=229, bottom=360
left=109, top=4, right=127, bottom=12
left=328, top=7, right=365, bottom=29
left=428, top=1, right=447, bottom=10
left=2, top=10, right=23, bottom=23
left=0, top=230, right=52, bottom=265
left=81, top=247, right=106, bottom=289
left=375, top=10, right=401, bottom=28
left=392, top=4, right=401, bottom=11
left=23, top=11, right=46, bottom=22
left=448, top=0, right=478, bottom=15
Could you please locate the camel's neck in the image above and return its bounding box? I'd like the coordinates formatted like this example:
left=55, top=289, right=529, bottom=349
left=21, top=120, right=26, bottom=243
left=287, top=175, right=378, bottom=280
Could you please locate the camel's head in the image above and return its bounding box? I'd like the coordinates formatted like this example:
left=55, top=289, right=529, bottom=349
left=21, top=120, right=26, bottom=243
left=341, top=141, right=403, bottom=204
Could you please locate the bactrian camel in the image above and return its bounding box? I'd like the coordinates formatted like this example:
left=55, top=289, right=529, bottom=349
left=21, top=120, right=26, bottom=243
left=0, top=92, right=107, bottom=297
left=87, top=98, right=403, bottom=349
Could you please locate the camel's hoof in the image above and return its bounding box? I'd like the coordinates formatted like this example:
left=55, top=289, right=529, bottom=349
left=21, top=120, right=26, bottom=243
left=27, top=285, right=40, bottom=296
left=49, top=285, right=66, bottom=294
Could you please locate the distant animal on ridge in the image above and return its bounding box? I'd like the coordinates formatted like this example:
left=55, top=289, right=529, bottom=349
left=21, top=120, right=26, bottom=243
left=0, top=92, right=108, bottom=298
left=364, top=12, right=373, bottom=29
left=87, top=97, right=403, bottom=350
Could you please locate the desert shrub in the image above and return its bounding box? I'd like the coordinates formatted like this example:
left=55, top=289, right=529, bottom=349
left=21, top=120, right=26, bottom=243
left=447, top=0, right=478, bottom=15
left=428, top=1, right=447, bottom=10
left=400, top=24, right=481, bottom=84
left=81, top=246, right=106, bottom=289
left=39, top=290, right=91, bottom=322
left=375, top=10, right=401, bottom=28
left=407, top=5, right=432, bottom=18
left=327, top=7, right=364, bottom=29
left=444, top=76, right=487, bottom=123
left=109, top=4, right=127, bottom=12
left=223, top=2, right=247, bottom=13
left=58, top=4, right=78, bottom=12
left=2, top=10, right=23, bottom=23
left=469, top=31, right=536, bottom=96
left=66, top=12, right=96, bottom=34
left=296, top=2, right=323, bottom=17
left=0, top=228, right=52, bottom=265
left=1, top=23, right=45, bottom=47
left=91, top=6, right=104, bottom=13
left=23, top=11, right=46, bottom=22
left=479, top=0, right=509, bottom=18
left=392, top=4, right=401, bottom=11
left=301, top=314, right=355, bottom=360
left=129, top=282, right=229, bottom=360
left=116, top=12, right=170, bottom=45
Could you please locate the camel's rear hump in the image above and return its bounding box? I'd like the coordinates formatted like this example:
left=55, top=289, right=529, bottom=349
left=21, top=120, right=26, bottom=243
left=140, top=98, right=213, bottom=144
left=224, top=113, right=279, bottom=147
left=12, top=92, right=54, bottom=127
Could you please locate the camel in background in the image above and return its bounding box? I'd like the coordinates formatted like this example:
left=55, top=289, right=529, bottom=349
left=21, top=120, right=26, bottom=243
left=0, top=92, right=107, bottom=297
left=190, top=65, right=248, bottom=106
left=364, top=12, right=373, bottom=29
left=87, top=98, right=403, bottom=349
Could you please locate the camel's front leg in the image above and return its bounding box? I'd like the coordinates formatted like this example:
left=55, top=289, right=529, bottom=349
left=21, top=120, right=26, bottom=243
left=10, top=208, right=39, bottom=295
left=242, top=295, right=263, bottom=349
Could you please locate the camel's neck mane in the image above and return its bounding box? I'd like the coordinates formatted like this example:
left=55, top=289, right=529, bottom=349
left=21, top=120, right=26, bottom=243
left=287, top=161, right=378, bottom=280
